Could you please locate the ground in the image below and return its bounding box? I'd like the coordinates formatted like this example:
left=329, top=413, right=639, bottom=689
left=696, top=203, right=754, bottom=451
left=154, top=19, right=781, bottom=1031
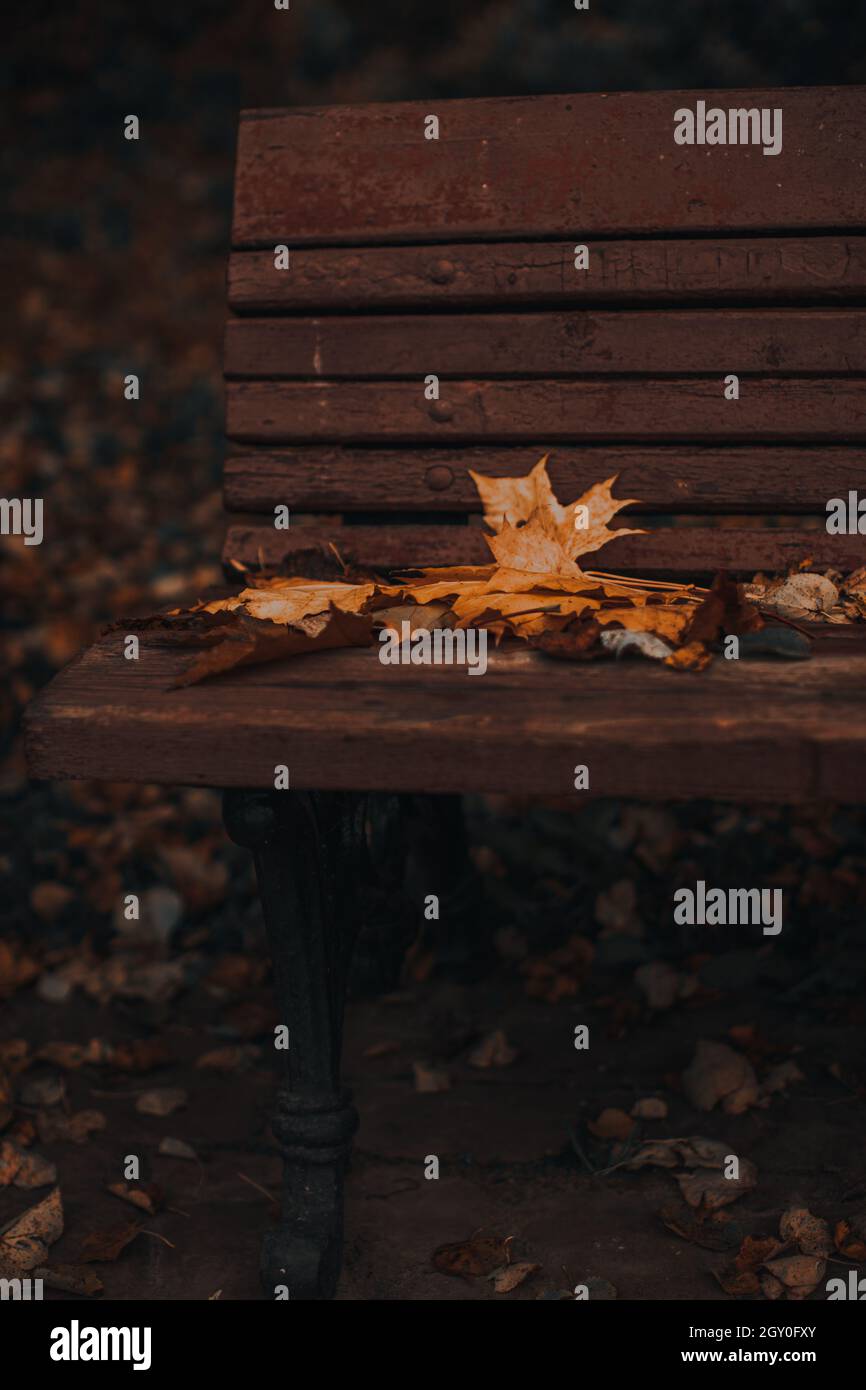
left=2, top=792, right=865, bottom=1300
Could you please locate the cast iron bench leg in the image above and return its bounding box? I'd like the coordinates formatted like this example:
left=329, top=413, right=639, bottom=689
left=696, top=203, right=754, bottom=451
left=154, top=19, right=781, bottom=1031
left=223, top=787, right=370, bottom=1300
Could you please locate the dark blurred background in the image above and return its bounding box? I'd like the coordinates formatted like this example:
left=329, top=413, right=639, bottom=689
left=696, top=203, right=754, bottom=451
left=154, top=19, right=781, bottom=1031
left=2, top=2, right=866, bottom=1301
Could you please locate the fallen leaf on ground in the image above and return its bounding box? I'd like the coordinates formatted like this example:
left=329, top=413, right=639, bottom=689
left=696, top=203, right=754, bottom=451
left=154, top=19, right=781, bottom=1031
left=631, top=1097, right=668, bottom=1120
left=737, top=1234, right=786, bottom=1269
left=635, top=961, right=688, bottom=1010
left=660, top=1202, right=741, bottom=1251
left=109, top=1038, right=173, bottom=1073
left=623, top=1140, right=682, bottom=1170
left=20, top=1073, right=66, bottom=1108
left=682, top=1040, right=760, bottom=1115
left=0, top=1187, right=63, bottom=1275
left=761, top=1270, right=786, bottom=1300
left=760, top=1060, right=805, bottom=1098
left=30, top=882, right=75, bottom=922
left=37, top=1109, right=106, bottom=1145
left=107, top=1182, right=163, bottom=1215
left=79, top=1221, right=143, bottom=1263
left=762, top=1254, right=826, bottom=1300
left=432, top=1231, right=512, bottom=1279
left=490, top=1260, right=540, bottom=1293
left=158, top=1137, right=198, bottom=1161
left=676, top=1159, right=758, bottom=1211
left=595, top=879, right=642, bottom=938
left=195, top=1045, right=260, bottom=1072
left=136, top=1087, right=188, bottom=1117
left=467, top=1030, right=518, bottom=1069
left=0, top=941, right=41, bottom=998
left=714, top=1234, right=785, bottom=1295
left=834, top=1218, right=866, bottom=1261
left=0, top=1141, right=56, bottom=1189
left=35, top=1263, right=104, bottom=1296
left=36, top=1041, right=94, bottom=1069
left=779, top=1208, right=832, bottom=1258
left=588, top=1107, right=635, bottom=1141
left=521, top=934, right=593, bottom=1003
left=412, top=1061, right=451, bottom=1094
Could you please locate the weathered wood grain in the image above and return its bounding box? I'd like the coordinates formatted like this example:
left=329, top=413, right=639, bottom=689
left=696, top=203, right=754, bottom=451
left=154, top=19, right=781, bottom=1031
left=226, top=378, right=866, bottom=443
left=228, top=238, right=866, bottom=312
left=224, top=310, right=866, bottom=379
left=25, top=637, right=866, bottom=801
left=233, top=88, right=866, bottom=246
left=223, top=445, right=866, bottom=515
left=221, top=518, right=866, bottom=577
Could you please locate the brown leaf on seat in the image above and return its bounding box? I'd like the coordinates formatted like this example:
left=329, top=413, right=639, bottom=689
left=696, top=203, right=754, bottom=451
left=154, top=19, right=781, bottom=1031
left=172, top=604, right=374, bottom=687
left=528, top=617, right=601, bottom=660
left=683, top=571, right=764, bottom=644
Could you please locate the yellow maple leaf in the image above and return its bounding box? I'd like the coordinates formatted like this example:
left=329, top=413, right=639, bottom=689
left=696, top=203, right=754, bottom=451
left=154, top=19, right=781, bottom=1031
left=470, top=454, right=645, bottom=578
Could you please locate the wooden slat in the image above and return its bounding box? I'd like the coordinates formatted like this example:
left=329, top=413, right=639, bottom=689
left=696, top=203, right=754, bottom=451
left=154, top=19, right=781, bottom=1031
left=225, top=310, right=866, bottom=379
left=25, top=638, right=866, bottom=801
left=233, top=88, right=866, bottom=246
left=224, top=445, right=866, bottom=515
left=228, top=238, right=866, bottom=312
left=221, top=519, right=866, bottom=577
left=226, top=379, right=866, bottom=443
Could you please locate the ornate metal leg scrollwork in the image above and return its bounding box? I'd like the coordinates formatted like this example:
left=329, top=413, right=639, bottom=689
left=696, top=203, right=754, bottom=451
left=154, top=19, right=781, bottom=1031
left=223, top=788, right=371, bottom=1300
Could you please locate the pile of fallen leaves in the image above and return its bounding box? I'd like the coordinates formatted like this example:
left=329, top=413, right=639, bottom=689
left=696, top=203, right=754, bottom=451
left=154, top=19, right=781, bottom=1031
left=126, top=457, right=781, bottom=684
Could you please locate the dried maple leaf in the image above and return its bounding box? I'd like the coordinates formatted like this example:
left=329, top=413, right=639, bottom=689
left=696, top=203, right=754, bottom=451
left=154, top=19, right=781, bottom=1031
left=471, top=455, right=644, bottom=578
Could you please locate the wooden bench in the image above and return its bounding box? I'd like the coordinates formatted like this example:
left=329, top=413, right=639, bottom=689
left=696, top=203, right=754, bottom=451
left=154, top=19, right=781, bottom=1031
left=25, top=85, right=866, bottom=1299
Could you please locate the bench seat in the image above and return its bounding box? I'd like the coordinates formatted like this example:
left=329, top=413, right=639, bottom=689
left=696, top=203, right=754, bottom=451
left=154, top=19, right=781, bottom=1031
left=25, top=626, right=866, bottom=802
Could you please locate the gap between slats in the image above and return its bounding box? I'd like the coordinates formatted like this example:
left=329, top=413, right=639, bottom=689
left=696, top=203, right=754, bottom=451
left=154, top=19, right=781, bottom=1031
left=221, top=517, right=866, bottom=579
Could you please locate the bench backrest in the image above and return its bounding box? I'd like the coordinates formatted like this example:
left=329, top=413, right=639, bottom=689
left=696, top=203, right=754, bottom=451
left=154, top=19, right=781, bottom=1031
left=223, top=86, right=866, bottom=579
